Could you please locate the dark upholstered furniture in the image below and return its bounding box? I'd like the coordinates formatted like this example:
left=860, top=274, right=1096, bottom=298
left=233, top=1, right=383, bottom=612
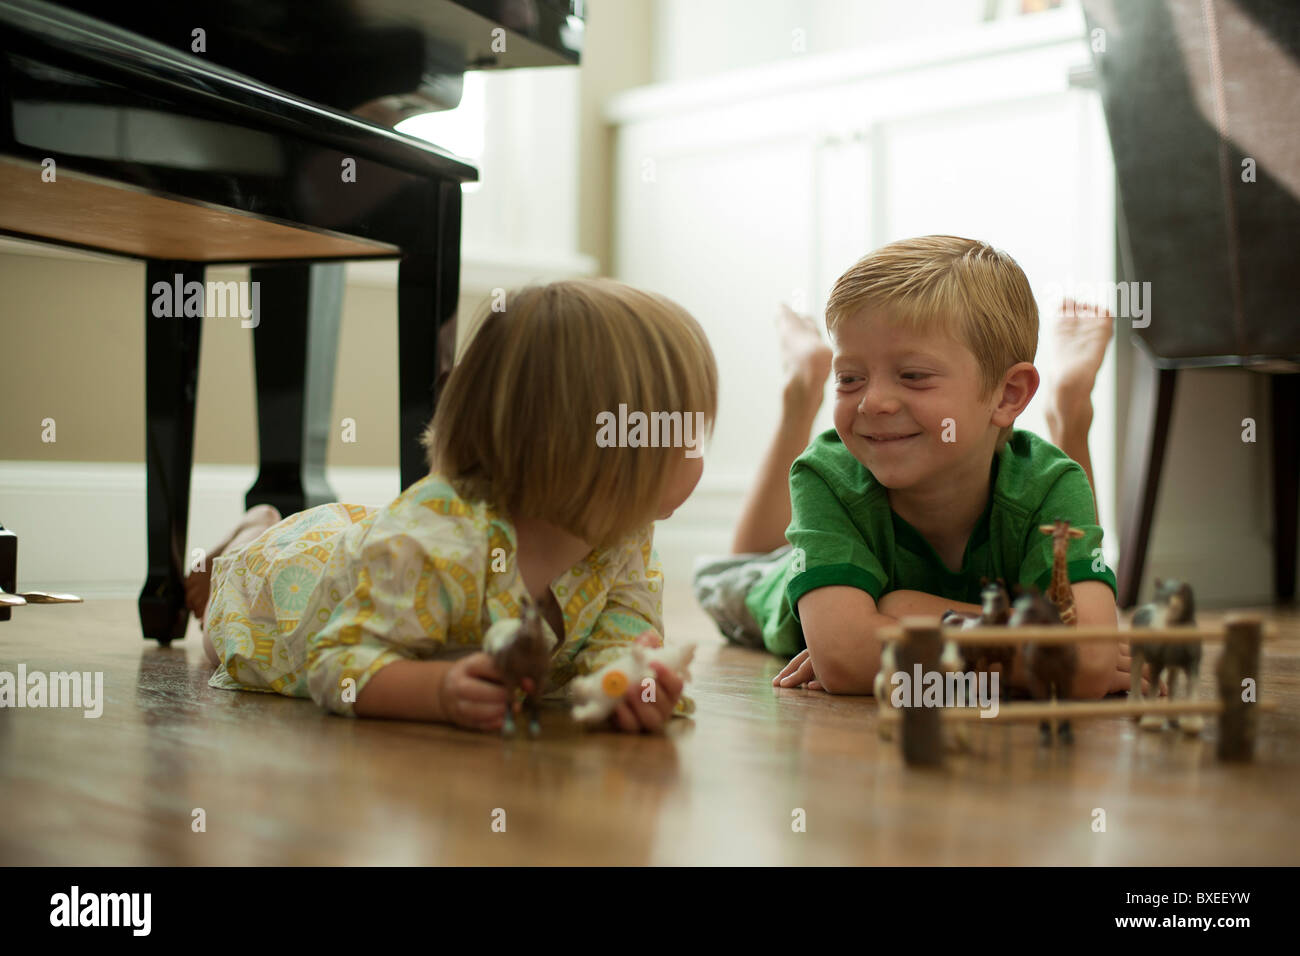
left=1083, top=0, right=1300, bottom=606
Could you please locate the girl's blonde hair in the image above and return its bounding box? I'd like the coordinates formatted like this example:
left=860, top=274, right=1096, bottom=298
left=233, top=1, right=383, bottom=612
left=424, top=278, right=718, bottom=548
left=825, top=236, right=1038, bottom=452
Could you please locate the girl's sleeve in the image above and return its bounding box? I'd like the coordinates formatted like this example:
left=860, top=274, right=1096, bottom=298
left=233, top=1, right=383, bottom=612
left=561, top=525, right=665, bottom=679
left=305, top=522, right=480, bottom=716
left=551, top=525, right=693, bottom=716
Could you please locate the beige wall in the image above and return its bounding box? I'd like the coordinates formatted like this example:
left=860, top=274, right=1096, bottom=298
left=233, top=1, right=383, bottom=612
left=578, top=0, right=653, bottom=274
left=0, top=1, right=652, bottom=467
left=0, top=254, right=487, bottom=467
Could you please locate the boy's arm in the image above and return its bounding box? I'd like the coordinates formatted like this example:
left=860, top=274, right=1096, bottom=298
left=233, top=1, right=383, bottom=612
left=793, top=588, right=983, bottom=695
left=1068, top=580, right=1120, bottom=698
left=796, top=585, right=896, bottom=695
left=875, top=590, right=982, bottom=620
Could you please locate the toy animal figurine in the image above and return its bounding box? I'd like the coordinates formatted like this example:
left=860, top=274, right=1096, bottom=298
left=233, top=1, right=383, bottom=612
left=1011, top=587, right=1077, bottom=745
left=570, top=642, right=696, bottom=725
left=940, top=578, right=1015, bottom=702
left=1130, top=578, right=1203, bottom=734
left=881, top=627, right=970, bottom=750
left=1039, top=520, right=1086, bottom=625
left=482, top=597, right=555, bottom=736
left=966, top=578, right=1017, bottom=700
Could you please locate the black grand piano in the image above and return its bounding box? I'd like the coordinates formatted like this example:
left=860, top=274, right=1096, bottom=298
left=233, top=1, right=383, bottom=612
left=0, top=0, right=582, bottom=639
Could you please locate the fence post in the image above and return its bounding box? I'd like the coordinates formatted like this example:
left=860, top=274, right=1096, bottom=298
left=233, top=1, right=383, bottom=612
left=1216, top=615, right=1262, bottom=762
left=898, top=617, right=943, bottom=767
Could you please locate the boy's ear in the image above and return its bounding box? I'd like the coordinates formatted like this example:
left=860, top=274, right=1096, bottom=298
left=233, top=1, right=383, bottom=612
left=990, top=362, right=1040, bottom=429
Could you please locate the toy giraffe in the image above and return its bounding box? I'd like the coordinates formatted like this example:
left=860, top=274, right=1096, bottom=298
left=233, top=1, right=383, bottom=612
left=1038, top=519, right=1085, bottom=626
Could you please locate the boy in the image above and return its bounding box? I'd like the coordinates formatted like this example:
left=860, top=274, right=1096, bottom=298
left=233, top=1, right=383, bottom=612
left=695, top=235, right=1137, bottom=699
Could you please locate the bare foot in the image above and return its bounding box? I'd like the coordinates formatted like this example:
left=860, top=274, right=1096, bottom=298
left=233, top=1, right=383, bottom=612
left=185, top=504, right=282, bottom=627
left=777, top=303, right=832, bottom=424
left=1046, top=298, right=1112, bottom=436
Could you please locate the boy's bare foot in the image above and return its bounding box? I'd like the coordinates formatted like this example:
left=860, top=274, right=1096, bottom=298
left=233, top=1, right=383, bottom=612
left=1045, top=298, right=1112, bottom=439
left=184, top=504, right=282, bottom=627
left=778, top=303, right=832, bottom=426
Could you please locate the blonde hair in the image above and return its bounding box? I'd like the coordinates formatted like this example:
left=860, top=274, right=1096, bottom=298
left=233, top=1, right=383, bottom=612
left=423, top=278, right=718, bottom=548
left=825, top=236, right=1038, bottom=452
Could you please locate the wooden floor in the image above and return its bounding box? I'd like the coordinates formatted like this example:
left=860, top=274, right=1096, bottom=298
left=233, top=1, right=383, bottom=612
left=2, top=586, right=1298, bottom=865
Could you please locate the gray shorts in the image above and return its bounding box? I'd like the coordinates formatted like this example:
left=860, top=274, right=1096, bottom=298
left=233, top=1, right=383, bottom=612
left=691, top=545, right=792, bottom=649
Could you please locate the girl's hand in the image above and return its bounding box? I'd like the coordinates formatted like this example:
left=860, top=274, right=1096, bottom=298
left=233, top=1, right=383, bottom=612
left=772, top=648, right=824, bottom=691
left=607, top=661, right=683, bottom=734
left=437, top=652, right=510, bottom=732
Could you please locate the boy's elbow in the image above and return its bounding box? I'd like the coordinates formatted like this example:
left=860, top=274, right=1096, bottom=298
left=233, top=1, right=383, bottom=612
left=1073, top=642, right=1120, bottom=699
left=815, top=663, right=853, bottom=695
left=807, top=647, right=878, bottom=696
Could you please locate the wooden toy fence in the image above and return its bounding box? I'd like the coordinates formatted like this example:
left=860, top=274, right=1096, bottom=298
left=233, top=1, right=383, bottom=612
left=874, top=614, right=1275, bottom=766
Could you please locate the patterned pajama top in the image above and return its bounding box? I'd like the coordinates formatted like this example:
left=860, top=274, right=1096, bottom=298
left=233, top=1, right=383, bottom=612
left=205, top=472, right=690, bottom=718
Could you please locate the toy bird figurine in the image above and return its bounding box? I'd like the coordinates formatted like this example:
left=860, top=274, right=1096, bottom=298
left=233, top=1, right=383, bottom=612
left=482, top=596, right=555, bottom=737
left=570, top=641, right=696, bottom=726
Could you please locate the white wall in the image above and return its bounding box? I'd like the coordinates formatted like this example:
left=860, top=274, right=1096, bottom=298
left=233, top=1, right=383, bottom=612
left=613, top=5, right=1125, bottom=584
left=653, top=0, right=1000, bottom=84
left=617, top=0, right=1286, bottom=608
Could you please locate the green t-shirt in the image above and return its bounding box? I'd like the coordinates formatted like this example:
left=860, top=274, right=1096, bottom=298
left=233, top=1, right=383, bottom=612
left=745, top=427, right=1117, bottom=657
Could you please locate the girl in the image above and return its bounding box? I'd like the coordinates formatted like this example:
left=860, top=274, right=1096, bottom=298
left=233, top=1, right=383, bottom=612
left=187, top=278, right=717, bottom=733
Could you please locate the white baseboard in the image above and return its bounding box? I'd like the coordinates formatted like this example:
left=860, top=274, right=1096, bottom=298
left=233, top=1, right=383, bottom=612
left=0, top=462, right=402, bottom=598
left=0, top=462, right=745, bottom=599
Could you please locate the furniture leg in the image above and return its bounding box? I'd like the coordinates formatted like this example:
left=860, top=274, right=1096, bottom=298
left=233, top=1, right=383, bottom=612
left=398, top=181, right=462, bottom=491
left=1117, top=351, right=1178, bottom=608
left=0, top=524, right=16, bottom=623
left=245, top=262, right=342, bottom=515
left=139, top=260, right=203, bottom=644
left=1271, top=373, right=1300, bottom=603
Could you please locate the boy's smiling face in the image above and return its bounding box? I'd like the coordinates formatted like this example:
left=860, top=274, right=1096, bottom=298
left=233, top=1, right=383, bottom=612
left=830, top=306, right=1004, bottom=490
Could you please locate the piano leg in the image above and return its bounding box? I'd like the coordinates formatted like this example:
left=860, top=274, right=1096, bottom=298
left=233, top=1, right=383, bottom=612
left=1272, top=373, right=1299, bottom=603
left=245, top=263, right=342, bottom=515
left=139, top=260, right=203, bottom=644
left=398, top=181, right=462, bottom=491
left=0, top=524, right=15, bottom=622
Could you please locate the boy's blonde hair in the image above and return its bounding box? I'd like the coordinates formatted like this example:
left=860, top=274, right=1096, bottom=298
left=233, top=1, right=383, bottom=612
left=424, top=277, right=717, bottom=548
left=825, top=235, right=1038, bottom=452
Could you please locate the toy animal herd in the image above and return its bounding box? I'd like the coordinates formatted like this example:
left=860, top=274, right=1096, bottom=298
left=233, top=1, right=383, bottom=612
left=913, top=519, right=1203, bottom=747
